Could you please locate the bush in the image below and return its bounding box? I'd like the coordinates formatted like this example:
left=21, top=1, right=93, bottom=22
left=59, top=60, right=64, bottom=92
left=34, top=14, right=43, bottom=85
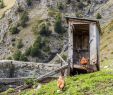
left=17, top=5, right=23, bottom=13
left=39, top=22, right=51, bottom=36
left=17, top=39, right=23, bottom=49
left=0, top=0, right=5, bottom=9
left=26, top=0, right=32, bottom=6
left=19, top=54, right=28, bottom=61
left=29, top=36, right=42, bottom=57
left=13, top=50, right=22, bottom=61
left=57, top=2, right=64, bottom=10
left=30, top=46, right=40, bottom=57
left=77, top=2, right=84, bottom=9
left=20, top=11, right=29, bottom=27
left=24, top=47, right=32, bottom=56
left=24, top=79, right=35, bottom=87
left=66, top=0, right=71, bottom=4
left=7, top=56, right=12, bottom=60
left=96, top=13, right=102, bottom=19
left=13, top=50, right=28, bottom=61
left=54, top=14, right=64, bottom=34
left=62, top=54, right=67, bottom=61
left=10, top=26, right=19, bottom=34
left=6, top=88, right=15, bottom=93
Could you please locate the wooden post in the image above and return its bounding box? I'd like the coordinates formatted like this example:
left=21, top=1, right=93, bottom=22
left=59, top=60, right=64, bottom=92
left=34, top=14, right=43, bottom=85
left=68, top=23, right=73, bottom=69
left=57, top=54, right=70, bottom=76
left=90, top=23, right=97, bottom=65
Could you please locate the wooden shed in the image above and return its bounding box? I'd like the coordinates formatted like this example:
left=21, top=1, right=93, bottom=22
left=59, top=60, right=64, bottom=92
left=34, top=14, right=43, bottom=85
left=65, top=17, right=101, bottom=74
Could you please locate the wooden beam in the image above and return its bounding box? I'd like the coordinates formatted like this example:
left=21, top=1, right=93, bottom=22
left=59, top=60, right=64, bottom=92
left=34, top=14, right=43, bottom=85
left=37, top=64, right=68, bottom=81
left=56, top=54, right=67, bottom=64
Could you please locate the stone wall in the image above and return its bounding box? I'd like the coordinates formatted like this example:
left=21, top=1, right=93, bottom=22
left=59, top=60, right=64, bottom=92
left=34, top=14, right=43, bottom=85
left=0, top=60, right=60, bottom=78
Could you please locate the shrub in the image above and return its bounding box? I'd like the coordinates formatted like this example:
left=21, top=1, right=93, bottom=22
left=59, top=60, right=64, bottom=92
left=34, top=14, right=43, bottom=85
left=17, top=39, right=23, bottom=49
left=57, top=2, right=64, bottom=10
left=13, top=50, right=22, bottom=61
left=77, top=2, right=84, bottom=9
left=39, top=22, right=51, bottom=36
left=0, top=0, right=5, bottom=9
left=20, top=11, right=29, bottom=27
left=19, top=54, right=28, bottom=61
left=24, top=79, right=34, bottom=86
left=30, top=36, right=42, bottom=57
left=24, top=47, right=32, bottom=56
left=96, top=13, right=102, bottom=19
left=7, top=56, right=12, bottom=60
left=30, top=46, right=40, bottom=57
left=6, top=88, right=15, bottom=93
left=17, top=5, right=23, bottom=13
left=54, top=14, right=64, bottom=34
left=26, top=0, right=32, bottom=6
left=62, top=54, right=67, bottom=61
left=66, top=0, right=71, bottom=4
left=9, top=26, right=19, bottom=34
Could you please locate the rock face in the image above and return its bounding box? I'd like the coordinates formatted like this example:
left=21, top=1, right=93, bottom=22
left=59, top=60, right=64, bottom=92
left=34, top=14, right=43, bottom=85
left=0, top=60, right=60, bottom=78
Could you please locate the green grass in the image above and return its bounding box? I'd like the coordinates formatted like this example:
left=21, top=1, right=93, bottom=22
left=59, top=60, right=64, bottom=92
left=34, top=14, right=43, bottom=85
left=20, top=70, right=113, bottom=95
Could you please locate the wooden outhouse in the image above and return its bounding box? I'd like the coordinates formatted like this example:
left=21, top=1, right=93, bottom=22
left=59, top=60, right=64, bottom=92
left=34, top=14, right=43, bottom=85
left=65, top=17, right=101, bottom=74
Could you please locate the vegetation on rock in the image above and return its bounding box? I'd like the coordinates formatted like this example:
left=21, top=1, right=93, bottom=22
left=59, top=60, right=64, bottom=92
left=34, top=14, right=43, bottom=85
left=0, top=0, right=4, bottom=9
left=19, top=11, right=29, bottom=27
left=96, top=13, right=102, bottom=19
left=9, top=26, right=19, bottom=34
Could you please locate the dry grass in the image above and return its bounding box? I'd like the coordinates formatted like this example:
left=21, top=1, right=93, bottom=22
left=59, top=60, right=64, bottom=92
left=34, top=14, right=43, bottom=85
left=0, top=0, right=15, bottom=18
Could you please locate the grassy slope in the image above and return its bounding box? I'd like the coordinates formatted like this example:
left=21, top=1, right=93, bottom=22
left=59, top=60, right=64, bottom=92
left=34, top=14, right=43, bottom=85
left=20, top=70, right=113, bottom=95
left=19, top=13, right=113, bottom=95
left=100, top=20, right=113, bottom=65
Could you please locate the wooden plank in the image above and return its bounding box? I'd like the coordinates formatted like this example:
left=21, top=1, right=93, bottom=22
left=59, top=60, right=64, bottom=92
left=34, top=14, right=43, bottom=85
left=56, top=54, right=67, bottom=64
left=37, top=64, right=68, bottom=81
left=73, top=64, right=87, bottom=71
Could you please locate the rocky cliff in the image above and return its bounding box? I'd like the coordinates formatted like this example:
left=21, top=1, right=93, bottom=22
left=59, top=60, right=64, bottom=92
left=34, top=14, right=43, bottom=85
left=0, top=0, right=111, bottom=63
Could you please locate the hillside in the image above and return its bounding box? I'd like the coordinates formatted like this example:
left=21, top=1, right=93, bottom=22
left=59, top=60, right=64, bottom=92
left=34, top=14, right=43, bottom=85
left=0, top=0, right=111, bottom=63
left=1, top=0, right=113, bottom=94
left=2, top=70, right=112, bottom=95
left=100, top=20, right=113, bottom=69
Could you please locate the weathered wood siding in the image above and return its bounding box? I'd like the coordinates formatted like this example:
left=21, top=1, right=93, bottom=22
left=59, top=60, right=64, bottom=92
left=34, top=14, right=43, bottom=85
left=96, top=25, right=100, bottom=70
left=90, top=23, right=98, bottom=65
left=68, top=22, right=73, bottom=68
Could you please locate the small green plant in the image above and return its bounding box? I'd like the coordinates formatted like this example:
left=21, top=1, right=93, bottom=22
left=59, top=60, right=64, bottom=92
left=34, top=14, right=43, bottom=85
left=62, top=54, right=67, bottom=61
left=57, top=2, right=64, bottom=10
left=20, top=11, right=29, bottom=27
left=13, top=50, right=28, bottom=61
left=17, top=5, right=23, bottom=12
left=6, top=88, right=15, bottom=93
left=77, top=2, right=84, bottom=9
left=26, top=0, right=32, bottom=6
left=0, top=0, right=5, bottom=9
left=13, top=50, right=22, bottom=61
left=7, top=56, right=12, bottom=60
left=24, top=47, right=32, bottom=56
left=17, top=39, right=23, bottom=49
left=96, top=13, right=102, bottom=19
left=19, top=54, right=28, bottom=61
left=54, top=14, right=62, bottom=34
left=39, top=22, right=51, bottom=36
left=66, top=0, right=71, bottom=4
left=24, top=79, right=34, bottom=86
left=29, top=36, right=41, bottom=57
left=9, top=26, right=19, bottom=34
